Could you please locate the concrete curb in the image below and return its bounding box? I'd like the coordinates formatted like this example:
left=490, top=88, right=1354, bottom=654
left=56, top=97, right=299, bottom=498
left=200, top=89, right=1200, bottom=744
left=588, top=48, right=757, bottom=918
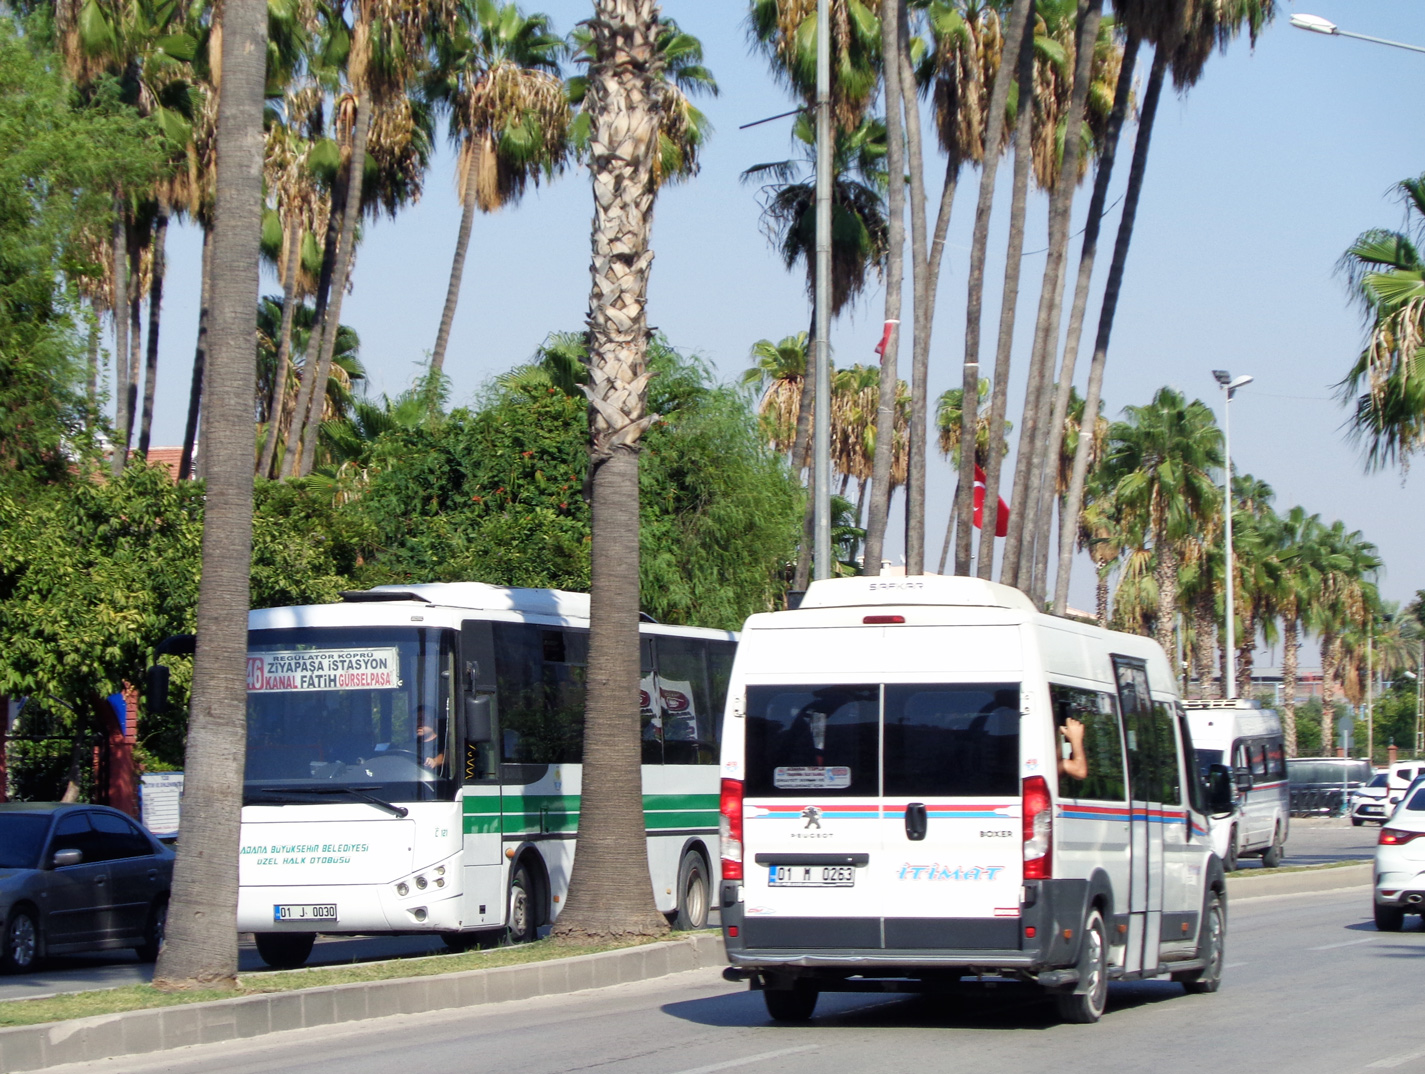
left=1227, top=862, right=1372, bottom=901
left=0, top=932, right=725, bottom=1074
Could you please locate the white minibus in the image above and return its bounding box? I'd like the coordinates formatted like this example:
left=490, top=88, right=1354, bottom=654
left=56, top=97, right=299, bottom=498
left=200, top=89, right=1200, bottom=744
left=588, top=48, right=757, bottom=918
left=226, top=583, right=732, bottom=967
left=717, top=576, right=1230, bottom=1024
left=1183, top=700, right=1288, bottom=869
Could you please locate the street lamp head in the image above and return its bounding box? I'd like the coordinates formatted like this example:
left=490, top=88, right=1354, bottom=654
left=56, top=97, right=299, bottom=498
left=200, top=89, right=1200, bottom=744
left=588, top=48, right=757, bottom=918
left=1212, top=369, right=1232, bottom=386
left=1290, top=13, right=1339, bottom=35
left=1229, top=374, right=1254, bottom=391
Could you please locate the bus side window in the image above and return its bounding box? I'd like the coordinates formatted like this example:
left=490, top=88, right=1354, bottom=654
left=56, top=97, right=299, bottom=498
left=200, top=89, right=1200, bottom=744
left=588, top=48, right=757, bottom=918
left=641, top=637, right=663, bottom=765
left=655, top=636, right=715, bottom=765
left=708, top=640, right=736, bottom=750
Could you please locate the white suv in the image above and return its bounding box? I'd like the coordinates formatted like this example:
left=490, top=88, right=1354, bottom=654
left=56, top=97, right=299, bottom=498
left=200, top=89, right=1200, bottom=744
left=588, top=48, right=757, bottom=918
left=1373, top=776, right=1425, bottom=930
left=1352, top=771, right=1390, bottom=826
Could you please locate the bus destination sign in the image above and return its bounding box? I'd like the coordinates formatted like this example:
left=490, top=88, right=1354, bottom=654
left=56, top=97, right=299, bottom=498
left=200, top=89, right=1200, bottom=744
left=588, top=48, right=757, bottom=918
left=247, top=648, right=402, bottom=692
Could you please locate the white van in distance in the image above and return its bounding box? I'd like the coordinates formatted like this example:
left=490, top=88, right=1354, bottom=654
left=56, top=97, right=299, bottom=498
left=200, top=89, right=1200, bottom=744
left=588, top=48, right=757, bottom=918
left=718, top=576, right=1230, bottom=1024
left=1183, top=700, right=1288, bottom=869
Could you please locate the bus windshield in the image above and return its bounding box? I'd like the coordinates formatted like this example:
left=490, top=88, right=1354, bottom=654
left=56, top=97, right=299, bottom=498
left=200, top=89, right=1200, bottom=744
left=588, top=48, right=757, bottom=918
left=245, top=626, right=454, bottom=803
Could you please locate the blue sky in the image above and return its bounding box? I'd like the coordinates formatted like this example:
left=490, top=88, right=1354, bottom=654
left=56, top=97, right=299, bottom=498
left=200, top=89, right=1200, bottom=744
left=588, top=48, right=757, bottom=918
left=134, top=1, right=1425, bottom=651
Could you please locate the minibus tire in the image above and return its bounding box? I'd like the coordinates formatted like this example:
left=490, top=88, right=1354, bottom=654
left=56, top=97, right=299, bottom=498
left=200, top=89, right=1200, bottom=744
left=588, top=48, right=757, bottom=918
left=1374, top=902, right=1406, bottom=932
left=1261, top=827, right=1284, bottom=868
left=1177, top=893, right=1225, bottom=994
left=764, top=985, right=818, bottom=1022
left=255, top=931, right=315, bottom=969
left=1223, top=829, right=1238, bottom=873
left=673, top=850, right=710, bottom=930
left=1055, top=910, right=1108, bottom=1023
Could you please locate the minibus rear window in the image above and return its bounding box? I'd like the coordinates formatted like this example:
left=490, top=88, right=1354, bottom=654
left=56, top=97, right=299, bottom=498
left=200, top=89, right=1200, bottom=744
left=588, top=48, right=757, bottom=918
left=744, top=685, right=879, bottom=797
left=882, top=684, right=1019, bottom=798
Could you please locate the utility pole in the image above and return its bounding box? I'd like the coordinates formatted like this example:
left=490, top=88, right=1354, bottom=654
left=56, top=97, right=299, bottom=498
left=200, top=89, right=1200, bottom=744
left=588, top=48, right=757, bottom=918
left=812, top=0, right=832, bottom=580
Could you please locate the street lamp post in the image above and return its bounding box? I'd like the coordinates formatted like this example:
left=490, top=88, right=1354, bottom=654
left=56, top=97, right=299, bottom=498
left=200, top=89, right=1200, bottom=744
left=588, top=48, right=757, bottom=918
left=1213, top=370, right=1253, bottom=701
left=1290, top=14, right=1425, bottom=56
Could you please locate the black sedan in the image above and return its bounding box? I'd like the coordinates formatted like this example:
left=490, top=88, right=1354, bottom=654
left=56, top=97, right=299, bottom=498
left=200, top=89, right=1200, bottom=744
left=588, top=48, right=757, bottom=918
left=0, top=802, right=174, bottom=973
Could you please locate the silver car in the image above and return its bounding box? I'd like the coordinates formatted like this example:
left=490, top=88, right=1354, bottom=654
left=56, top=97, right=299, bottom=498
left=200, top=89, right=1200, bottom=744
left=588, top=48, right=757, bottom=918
left=0, top=802, right=174, bottom=972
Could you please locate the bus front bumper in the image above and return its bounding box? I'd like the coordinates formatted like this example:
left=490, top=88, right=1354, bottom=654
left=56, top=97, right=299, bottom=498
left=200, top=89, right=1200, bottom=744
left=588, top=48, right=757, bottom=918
left=238, top=884, right=463, bottom=934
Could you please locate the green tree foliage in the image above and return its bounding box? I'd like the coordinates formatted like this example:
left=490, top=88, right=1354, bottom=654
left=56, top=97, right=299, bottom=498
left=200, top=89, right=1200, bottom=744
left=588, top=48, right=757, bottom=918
left=0, top=18, right=165, bottom=486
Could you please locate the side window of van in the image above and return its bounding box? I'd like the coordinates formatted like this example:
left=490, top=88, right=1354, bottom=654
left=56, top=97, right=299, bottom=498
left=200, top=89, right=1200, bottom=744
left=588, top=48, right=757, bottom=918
left=1049, top=684, right=1125, bottom=801
left=1249, top=742, right=1268, bottom=779
left=1113, top=658, right=1177, bottom=805
left=1150, top=703, right=1182, bottom=806
left=1265, top=739, right=1286, bottom=781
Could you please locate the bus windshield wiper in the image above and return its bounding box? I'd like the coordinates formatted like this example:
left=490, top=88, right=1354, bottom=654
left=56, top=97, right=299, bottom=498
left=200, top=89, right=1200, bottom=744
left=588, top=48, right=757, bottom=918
left=245, top=786, right=410, bottom=818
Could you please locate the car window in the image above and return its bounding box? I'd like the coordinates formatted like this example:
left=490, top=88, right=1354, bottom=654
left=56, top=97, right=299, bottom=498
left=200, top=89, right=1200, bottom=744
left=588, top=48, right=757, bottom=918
left=1369, top=773, right=1389, bottom=788
left=49, top=812, right=96, bottom=865
left=90, top=812, right=155, bottom=860
left=0, top=815, right=52, bottom=868
left=1407, top=789, right=1425, bottom=811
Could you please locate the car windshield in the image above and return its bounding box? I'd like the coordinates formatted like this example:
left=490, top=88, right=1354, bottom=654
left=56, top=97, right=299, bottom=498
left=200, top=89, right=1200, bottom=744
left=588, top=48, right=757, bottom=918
left=1368, top=773, right=1389, bottom=789
left=0, top=814, right=51, bottom=868
left=245, top=626, right=455, bottom=803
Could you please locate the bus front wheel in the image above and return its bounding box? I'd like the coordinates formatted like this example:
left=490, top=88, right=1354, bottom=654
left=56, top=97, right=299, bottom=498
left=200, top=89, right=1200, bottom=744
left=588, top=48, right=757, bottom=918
left=507, top=864, right=538, bottom=944
left=255, top=931, right=315, bottom=969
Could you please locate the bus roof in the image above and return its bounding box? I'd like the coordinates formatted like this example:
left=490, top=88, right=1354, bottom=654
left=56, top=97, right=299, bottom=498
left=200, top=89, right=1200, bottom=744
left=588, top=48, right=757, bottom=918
left=796, top=575, right=1037, bottom=613
left=342, top=583, right=591, bottom=619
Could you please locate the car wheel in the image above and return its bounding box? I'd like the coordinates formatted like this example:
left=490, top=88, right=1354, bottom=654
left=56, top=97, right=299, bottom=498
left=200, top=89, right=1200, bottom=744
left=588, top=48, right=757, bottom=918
left=764, top=984, right=818, bottom=1022
left=254, top=931, right=316, bottom=969
left=134, top=898, right=167, bottom=963
left=1262, top=827, right=1285, bottom=869
left=1374, top=902, right=1406, bottom=932
left=673, top=850, right=710, bottom=931
left=1056, top=909, right=1109, bottom=1023
left=1223, top=828, right=1239, bottom=873
left=507, top=864, right=538, bottom=944
left=1, top=909, right=38, bottom=974
left=1353, top=818, right=1365, bottom=827
left=1177, top=893, right=1225, bottom=995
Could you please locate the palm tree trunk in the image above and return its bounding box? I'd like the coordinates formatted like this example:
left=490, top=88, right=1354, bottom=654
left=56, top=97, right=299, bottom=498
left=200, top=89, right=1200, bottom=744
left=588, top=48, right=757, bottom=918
left=1237, top=610, right=1256, bottom=699
left=179, top=227, right=213, bottom=481
left=1017, top=0, right=1102, bottom=603
left=938, top=479, right=959, bottom=574
left=793, top=463, right=815, bottom=590
left=298, top=95, right=371, bottom=477
left=1052, top=42, right=1167, bottom=614
left=1095, top=568, right=1109, bottom=627
left=281, top=166, right=346, bottom=478
left=125, top=223, right=143, bottom=461
left=861, top=0, right=908, bottom=578
left=1153, top=542, right=1179, bottom=656
left=1282, top=617, right=1299, bottom=757
left=151, top=0, right=265, bottom=991
left=551, top=0, right=667, bottom=942
left=138, top=210, right=168, bottom=460
left=978, top=11, right=1036, bottom=582
left=1038, top=29, right=1138, bottom=607
left=429, top=141, right=481, bottom=379
left=110, top=205, right=130, bottom=478
left=898, top=0, right=931, bottom=576
left=1321, top=633, right=1337, bottom=755
left=86, top=308, right=100, bottom=428
left=258, top=219, right=302, bottom=478
left=1194, top=593, right=1217, bottom=699
left=955, top=0, right=1032, bottom=577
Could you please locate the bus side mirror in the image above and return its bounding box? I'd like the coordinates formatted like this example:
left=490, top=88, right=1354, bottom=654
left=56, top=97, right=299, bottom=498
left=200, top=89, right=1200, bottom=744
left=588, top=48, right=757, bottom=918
left=146, top=664, right=170, bottom=715
left=1207, top=765, right=1235, bottom=815
left=463, top=694, right=493, bottom=743
left=1233, top=766, right=1253, bottom=792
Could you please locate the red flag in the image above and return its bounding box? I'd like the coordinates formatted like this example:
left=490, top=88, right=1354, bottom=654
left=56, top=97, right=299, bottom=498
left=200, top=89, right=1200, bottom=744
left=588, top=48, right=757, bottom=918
left=973, top=464, right=1009, bottom=537
left=874, top=320, right=899, bottom=357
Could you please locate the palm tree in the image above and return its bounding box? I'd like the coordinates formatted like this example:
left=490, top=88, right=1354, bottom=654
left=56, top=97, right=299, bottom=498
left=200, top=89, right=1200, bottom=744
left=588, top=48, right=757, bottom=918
left=425, top=1, right=570, bottom=379
left=151, top=0, right=266, bottom=992
left=549, top=0, right=667, bottom=942
left=747, top=0, right=882, bottom=133
left=1078, top=476, right=1127, bottom=628
left=933, top=377, right=1007, bottom=573
left=1100, top=387, right=1222, bottom=656
left=1336, top=174, right=1425, bottom=471
left=1311, top=521, right=1381, bottom=755
left=743, top=332, right=809, bottom=454
left=1053, top=0, right=1275, bottom=613
left=952, top=0, right=1031, bottom=576
left=1273, top=507, right=1325, bottom=755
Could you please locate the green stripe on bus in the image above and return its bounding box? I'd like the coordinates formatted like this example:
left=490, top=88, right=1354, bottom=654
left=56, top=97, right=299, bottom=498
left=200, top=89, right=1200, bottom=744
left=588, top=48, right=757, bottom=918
left=460, top=791, right=717, bottom=836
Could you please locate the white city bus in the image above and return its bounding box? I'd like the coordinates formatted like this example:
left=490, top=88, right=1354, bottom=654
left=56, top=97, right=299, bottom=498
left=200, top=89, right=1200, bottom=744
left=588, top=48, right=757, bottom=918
left=236, top=583, right=734, bottom=968
left=717, top=576, right=1231, bottom=1024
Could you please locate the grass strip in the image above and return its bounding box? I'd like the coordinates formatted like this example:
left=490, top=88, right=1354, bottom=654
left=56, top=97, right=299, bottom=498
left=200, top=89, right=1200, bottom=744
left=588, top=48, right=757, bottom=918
left=0, top=935, right=668, bottom=1029
left=1226, top=858, right=1369, bottom=878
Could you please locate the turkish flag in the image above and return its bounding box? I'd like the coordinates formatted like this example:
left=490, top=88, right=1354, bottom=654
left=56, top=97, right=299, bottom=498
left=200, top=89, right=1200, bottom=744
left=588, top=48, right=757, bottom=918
left=973, top=464, right=1009, bottom=537
left=873, top=319, right=899, bottom=356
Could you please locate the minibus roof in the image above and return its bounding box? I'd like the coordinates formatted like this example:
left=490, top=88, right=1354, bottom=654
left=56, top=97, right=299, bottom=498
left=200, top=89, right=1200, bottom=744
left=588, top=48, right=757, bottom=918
left=797, top=575, right=1037, bottom=613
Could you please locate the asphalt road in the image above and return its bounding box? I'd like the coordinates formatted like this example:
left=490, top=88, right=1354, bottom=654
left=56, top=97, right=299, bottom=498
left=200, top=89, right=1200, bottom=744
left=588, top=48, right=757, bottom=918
left=45, top=884, right=1422, bottom=1074
left=0, top=819, right=1377, bottom=1002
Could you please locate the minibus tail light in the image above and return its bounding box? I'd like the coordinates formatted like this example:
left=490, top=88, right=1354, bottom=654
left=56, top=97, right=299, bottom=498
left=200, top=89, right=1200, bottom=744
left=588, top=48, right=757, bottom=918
left=1022, top=776, right=1052, bottom=879
left=720, top=778, right=744, bottom=880
left=863, top=615, right=905, bottom=624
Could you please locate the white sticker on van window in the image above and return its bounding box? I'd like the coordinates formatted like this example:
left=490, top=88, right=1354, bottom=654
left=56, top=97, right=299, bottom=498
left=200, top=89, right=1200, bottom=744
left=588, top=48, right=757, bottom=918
left=773, top=766, right=851, bottom=789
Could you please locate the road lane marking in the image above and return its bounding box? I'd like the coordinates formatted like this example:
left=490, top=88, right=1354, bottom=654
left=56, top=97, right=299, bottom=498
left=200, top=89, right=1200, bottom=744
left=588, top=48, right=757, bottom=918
left=1307, top=937, right=1376, bottom=951
left=1367, top=1045, right=1425, bottom=1068
left=667, top=1045, right=818, bottom=1074
left=1224, top=961, right=1249, bottom=969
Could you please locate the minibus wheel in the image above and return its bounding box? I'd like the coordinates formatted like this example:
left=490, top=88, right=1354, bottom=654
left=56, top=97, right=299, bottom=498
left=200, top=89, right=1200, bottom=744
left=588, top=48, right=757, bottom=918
left=255, top=931, right=315, bottom=969
left=763, top=984, right=818, bottom=1022
left=1262, top=826, right=1284, bottom=868
left=1177, top=893, right=1224, bottom=994
left=673, top=850, right=709, bottom=930
left=1223, top=829, right=1239, bottom=873
left=1055, top=909, right=1108, bottom=1023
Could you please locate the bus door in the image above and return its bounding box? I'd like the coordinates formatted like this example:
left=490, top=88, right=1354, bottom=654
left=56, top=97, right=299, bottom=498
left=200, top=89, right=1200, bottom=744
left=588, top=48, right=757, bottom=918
left=878, top=683, right=1022, bottom=951
left=459, top=620, right=504, bottom=929
left=1114, top=657, right=1163, bottom=974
